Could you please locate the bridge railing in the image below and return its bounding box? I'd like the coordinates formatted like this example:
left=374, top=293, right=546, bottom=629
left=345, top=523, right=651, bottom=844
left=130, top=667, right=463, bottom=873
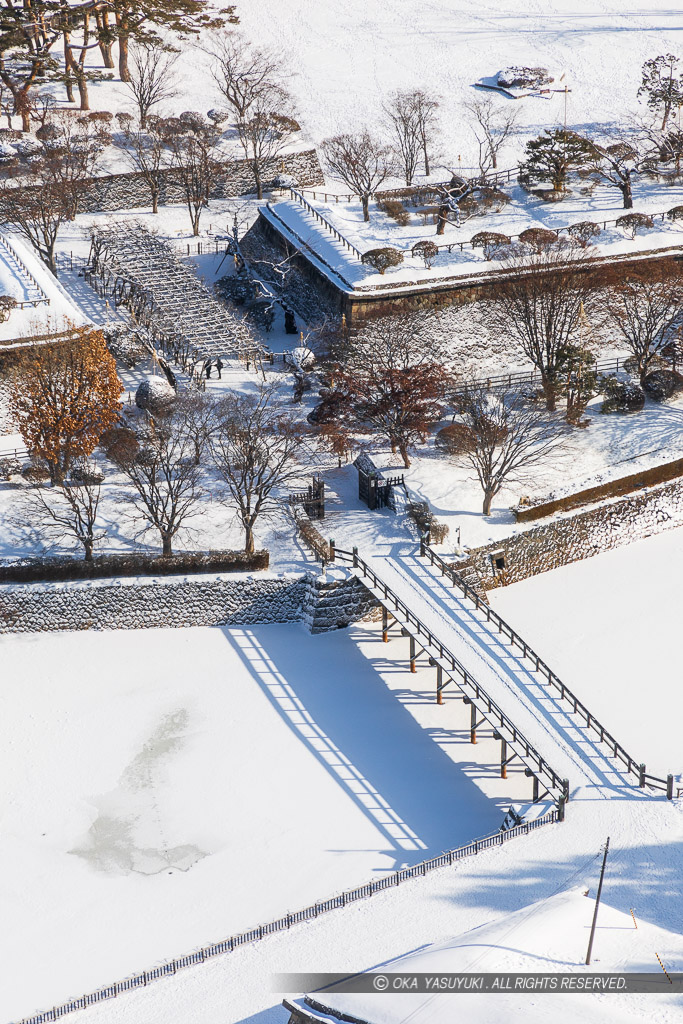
left=419, top=541, right=676, bottom=799
left=333, top=545, right=569, bottom=808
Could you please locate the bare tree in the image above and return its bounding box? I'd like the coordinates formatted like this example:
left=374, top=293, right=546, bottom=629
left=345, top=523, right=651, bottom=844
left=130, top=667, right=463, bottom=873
left=173, top=390, right=219, bottom=465
left=464, top=95, right=519, bottom=174
left=212, top=386, right=308, bottom=554
left=486, top=242, right=601, bottom=410
left=161, top=114, right=220, bottom=235
left=447, top=385, right=568, bottom=515
left=237, top=98, right=300, bottom=199
left=207, top=31, right=286, bottom=121
left=604, top=262, right=683, bottom=383
left=384, top=89, right=422, bottom=186
left=322, top=131, right=392, bottom=221
left=413, top=89, right=439, bottom=176
left=119, top=116, right=168, bottom=213
left=20, top=466, right=104, bottom=560
left=108, top=413, right=205, bottom=557
left=0, top=0, right=61, bottom=132
left=125, top=40, right=178, bottom=128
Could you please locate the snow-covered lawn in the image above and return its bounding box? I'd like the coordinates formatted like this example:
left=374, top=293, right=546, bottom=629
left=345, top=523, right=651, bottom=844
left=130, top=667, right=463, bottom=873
left=489, top=525, right=683, bottom=777
left=0, top=620, right=533, bottom=1021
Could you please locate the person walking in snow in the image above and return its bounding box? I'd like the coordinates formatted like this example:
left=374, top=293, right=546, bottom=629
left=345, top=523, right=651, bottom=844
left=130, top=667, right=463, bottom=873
left=216, top=358, right=223, bottom=379
left=205, top=361, right=212, bottom=379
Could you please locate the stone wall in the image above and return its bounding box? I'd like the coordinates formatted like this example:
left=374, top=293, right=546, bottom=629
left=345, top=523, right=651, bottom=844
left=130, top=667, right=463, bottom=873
left=0, top=568, right=379, bottom=635
left=18, top=149, right=324, bottom=216
left=467, top=476, right=683, bottom=591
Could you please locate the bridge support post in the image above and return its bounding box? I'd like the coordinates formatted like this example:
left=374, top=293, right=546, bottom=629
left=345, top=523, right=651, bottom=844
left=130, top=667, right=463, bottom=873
left=470, top=703, right=477, bottom=744
left=409, top=636, right=416, bottom=673
left=382, top=606, right=388, bottom=643
left=436, top=664, right=443, bottom=705
left=500, top=738, right=507, bottom=779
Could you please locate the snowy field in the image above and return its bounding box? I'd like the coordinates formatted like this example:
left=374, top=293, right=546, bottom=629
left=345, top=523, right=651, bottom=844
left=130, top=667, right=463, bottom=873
left=0, top=620, right=535, bottom=1021
left=488, top=526, right=683, bottom=778
left=39, top=796, right=683, bottom=1024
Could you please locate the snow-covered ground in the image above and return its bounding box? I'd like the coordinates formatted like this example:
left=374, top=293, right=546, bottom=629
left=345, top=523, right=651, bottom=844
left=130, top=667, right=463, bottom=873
left=0, top=234, right=89, bottom=342
left=0, top=619, right=537, bottom=1022
left=36, top=796, right=683, bottom=1024
left=489, top=525, right=683, bottom=776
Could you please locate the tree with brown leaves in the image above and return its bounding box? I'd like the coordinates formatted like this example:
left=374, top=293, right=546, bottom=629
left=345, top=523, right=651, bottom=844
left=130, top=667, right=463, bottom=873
left=315, top=315, right=449, bottom=468
left=11, top=325, right=123, bottom=483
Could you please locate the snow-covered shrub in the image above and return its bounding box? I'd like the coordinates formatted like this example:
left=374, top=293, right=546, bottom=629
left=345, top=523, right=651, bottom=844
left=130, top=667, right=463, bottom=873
left=36, top=123, right=59, bottom=143
left=567, top=221, right=602, bottom=246
left=285, top=346, right=316, bottom=371
left=616, top=212, right=654, bottom=238
left=600, top=378, right=645, bottom=413
left=377, top=199, right=410, bottom=226
left=412, top=239, right=439, bottom=268
left=135, top=376, right=176, bottom=415
left=116, top=112, right=134, bottom=130
left=13, top=136, right=42, bottom=158
left=361, top=247, right=404, bottom=275
left=0, top=142, right=16, bottom=161
left=179, top=111, right=205, bottom=129
left=470, top=231, right=511, bottom=260
left=69, top=461, right=105, bottom=485
left=0, top=295, right=16, bottom=323
left=0, top=456, right=20, bottom=480
left=519, top=227, right=558, bottom=251
left=642, top=369, right=683, bottom=402
left=478, top=187, right=511, bottom=212
left=272, top=172, right=298, bottom=190
left=497, top=66, right=553, bottom=89
left=207, top=109, right=230, bottom=126
left=21, top=459, right=50, bottom=483
left=104, top=325, right=148, bottom=368
left=667, top=205, right=683, bottom=221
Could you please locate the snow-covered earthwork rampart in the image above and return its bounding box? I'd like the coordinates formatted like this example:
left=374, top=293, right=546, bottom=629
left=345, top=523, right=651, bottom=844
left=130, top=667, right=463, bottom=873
left=0, top=571, right=378, bottom=635
left=468, top=474, right=683, bottom=591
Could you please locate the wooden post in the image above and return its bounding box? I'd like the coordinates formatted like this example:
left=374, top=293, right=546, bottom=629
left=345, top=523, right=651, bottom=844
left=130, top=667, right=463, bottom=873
left=436, top=664, right=443, bottom=704
left=639, top=763, right=646, bottom=788
left=328, top=539, right=335, bottom=562
left=586, top=837, right=610, bottom=965
left=409, top=636, right=416, bottom=673
left=470, top=703, right=477, bottom=744
left=532, top=775, right=539, bottom=802
left=500, top=738, right=507, bottom=779
left=382, top=606, right=388, bottom=642
left=667, top=774, right=674, bottom=800
left=352, top=546, right=358, bottom=568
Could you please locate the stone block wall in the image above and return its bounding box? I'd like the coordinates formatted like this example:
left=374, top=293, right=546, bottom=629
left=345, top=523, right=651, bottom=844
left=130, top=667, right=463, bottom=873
left=17, top=149, right=324, bottom=216
left=467, top=476, right=683, bottom=591
left=0, top=569, right=379, bottom=635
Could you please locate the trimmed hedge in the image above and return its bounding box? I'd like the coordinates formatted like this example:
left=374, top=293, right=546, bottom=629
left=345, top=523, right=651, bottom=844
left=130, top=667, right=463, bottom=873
left=0, top=549, right=269, bottom=584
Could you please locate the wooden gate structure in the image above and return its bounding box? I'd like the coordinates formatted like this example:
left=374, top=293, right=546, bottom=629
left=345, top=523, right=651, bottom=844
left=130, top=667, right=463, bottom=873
left=354, top=452, right=405, bottom=511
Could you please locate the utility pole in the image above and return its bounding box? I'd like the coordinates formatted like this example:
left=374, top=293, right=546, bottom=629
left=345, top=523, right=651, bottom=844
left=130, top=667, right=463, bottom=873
left=585, top=837, right=610, bottom=965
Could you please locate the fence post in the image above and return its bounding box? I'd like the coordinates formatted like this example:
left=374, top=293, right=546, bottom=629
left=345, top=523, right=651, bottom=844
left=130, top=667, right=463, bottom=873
left=352, top=546, right=358, bottom=568
left=639, top=763, right=647, bottom=788
left=328, top=538, right=335, bottom=562
left=667, top=774, right=674, bottom=800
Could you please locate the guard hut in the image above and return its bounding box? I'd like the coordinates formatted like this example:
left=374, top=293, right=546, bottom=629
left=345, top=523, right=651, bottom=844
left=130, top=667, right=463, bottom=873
left=354, top=451, right=404, bottom=511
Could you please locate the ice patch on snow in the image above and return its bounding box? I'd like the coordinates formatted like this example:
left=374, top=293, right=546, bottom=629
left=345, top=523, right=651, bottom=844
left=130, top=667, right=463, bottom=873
left=70, top=709, right=207, bottom=875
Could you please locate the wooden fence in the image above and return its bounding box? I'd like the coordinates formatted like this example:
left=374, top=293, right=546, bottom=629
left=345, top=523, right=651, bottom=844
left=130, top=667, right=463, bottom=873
left=12, top=810, right=557, bottom=1024
left=419, top=542, right=678, bottom=800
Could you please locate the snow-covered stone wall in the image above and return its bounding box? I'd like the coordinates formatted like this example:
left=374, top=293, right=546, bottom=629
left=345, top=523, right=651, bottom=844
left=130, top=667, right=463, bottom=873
left=14, top=149, right=324, bottom=217
left=469, top=476, right=683, bottom=590
left=0, top=569, right=379, bottom=635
